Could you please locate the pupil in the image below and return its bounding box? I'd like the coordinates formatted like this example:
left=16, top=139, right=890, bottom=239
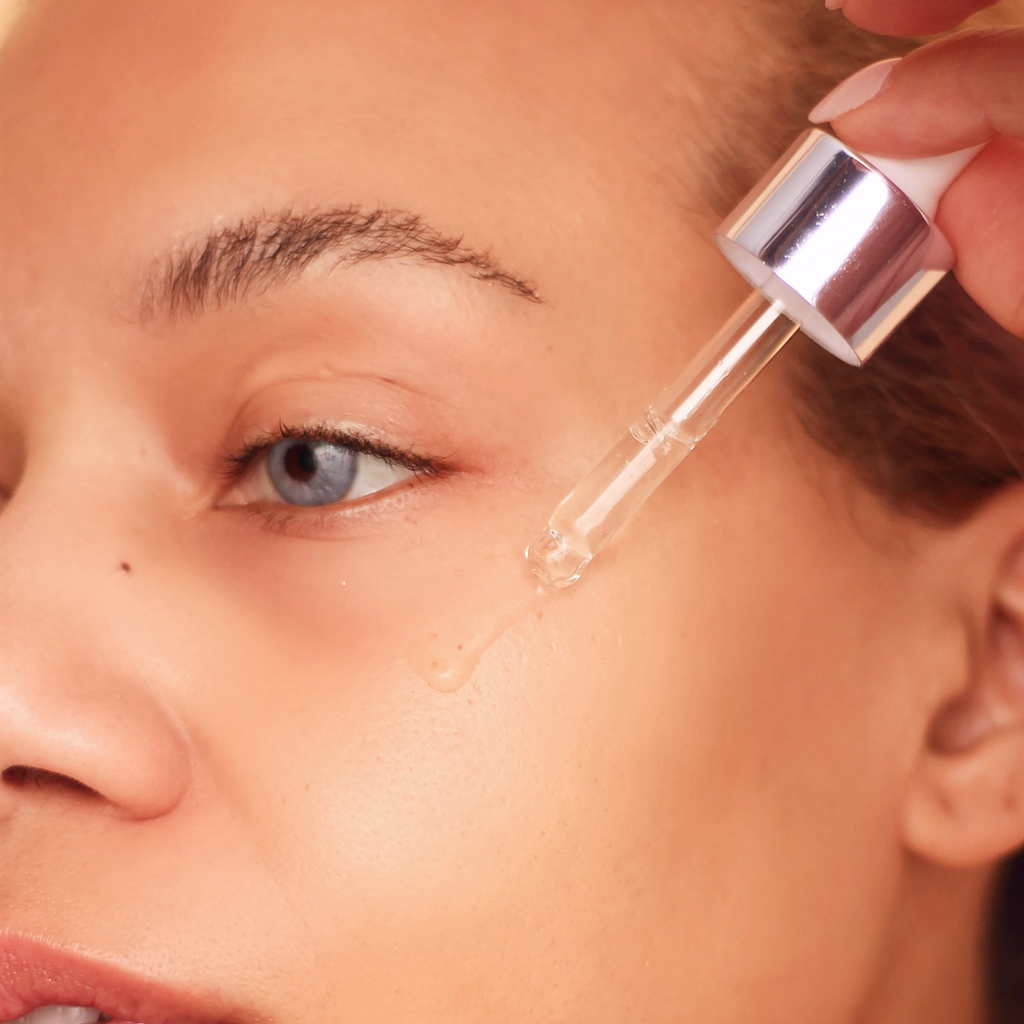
left=283, top=442, right=318, bottom=481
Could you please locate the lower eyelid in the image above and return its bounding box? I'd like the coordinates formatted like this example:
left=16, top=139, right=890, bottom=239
left=225, top=472, right=432, bottom=538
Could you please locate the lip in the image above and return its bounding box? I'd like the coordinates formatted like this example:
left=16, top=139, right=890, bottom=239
left=0, top=933, right=250, bottom=1024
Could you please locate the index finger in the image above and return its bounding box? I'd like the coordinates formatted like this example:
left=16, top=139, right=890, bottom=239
left=835, top=0, right=1004, bottom=36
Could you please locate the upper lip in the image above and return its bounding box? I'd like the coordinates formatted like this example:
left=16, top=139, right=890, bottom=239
left=0, top=933, right=251, bottom=1024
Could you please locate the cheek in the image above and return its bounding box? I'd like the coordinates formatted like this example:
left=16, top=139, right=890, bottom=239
left=184, top=483, right=551, bottom=682
left=145, top=353, right=914, bottom=1009
left=163, top=445, right=699, bottom=957
left=609, top=406, right=920, bottom=1002
left=165, top=470, right=568, bottom=853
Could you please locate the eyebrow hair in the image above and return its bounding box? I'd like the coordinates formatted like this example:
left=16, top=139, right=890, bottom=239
left=139, top=205, right=542, bottom=318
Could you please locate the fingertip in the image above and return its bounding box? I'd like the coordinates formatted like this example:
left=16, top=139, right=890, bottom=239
left=808, top=57, right=900, bottom=124
left=837, top=0, right=1002, bottom=37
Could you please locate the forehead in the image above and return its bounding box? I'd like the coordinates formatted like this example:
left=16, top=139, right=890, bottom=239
left=0, top=0, right=703, bottom=288
left=0, top=0, right=743, bottom=425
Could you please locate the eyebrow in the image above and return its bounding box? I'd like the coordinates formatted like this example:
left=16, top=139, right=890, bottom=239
left=139, top=205, right=542, bottom=318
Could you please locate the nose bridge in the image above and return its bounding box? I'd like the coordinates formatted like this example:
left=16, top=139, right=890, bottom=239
left=0, top=441, right=194, bottom=822
left=1, top=419, right=156, bottom=585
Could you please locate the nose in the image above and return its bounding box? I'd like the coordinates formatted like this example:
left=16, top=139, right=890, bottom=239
left=0, top=467, right=193, bottom=823
left=0, top=660, right=193, bottom=821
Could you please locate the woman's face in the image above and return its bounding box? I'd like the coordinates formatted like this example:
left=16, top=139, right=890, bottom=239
left=0, top=1, right=946, bottom=1020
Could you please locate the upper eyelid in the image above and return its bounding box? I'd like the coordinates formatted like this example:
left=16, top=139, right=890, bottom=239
left=214, top=422, right=447, bottom=483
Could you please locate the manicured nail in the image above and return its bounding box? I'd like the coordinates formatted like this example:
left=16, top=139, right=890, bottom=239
left=824, top=0, right=845, bottom=9
left=808, top=57, right=900, bottom=124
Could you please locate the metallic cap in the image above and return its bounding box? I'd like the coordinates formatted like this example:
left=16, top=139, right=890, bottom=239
left=715, top=128, right=953, bottom=366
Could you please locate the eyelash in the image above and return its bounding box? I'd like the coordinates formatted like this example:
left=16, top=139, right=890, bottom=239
left=216, top=420, right=446, bottom=520
left=220, top=420, right=441, bottom=476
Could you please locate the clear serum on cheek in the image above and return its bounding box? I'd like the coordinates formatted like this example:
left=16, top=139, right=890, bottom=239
left=528, top=127, right=982, bottom=588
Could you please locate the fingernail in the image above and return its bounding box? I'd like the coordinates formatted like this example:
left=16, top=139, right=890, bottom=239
left=824, top=0, right=845, bottom=9
left=808, top=57, right=900, bottom=124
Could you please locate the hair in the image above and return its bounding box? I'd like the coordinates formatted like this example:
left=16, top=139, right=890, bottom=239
left=690, top=3, right=1024, bottom=1020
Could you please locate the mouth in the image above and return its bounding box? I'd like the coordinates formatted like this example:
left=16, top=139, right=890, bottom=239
left=0, top=934, right=248, bottom=1024
left=10, top=1011, right=110, bottom=1024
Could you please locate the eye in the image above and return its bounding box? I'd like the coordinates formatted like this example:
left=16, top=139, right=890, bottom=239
left=219, top=427, right=424, bottom=510
left=269, top=438, right=368, bottom=506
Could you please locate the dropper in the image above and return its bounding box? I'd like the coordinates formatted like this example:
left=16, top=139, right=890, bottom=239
left=528, top=127, right=982, bottom=588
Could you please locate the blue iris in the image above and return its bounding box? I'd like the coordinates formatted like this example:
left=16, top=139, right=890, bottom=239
left=266, top=439, right=358, bottom=506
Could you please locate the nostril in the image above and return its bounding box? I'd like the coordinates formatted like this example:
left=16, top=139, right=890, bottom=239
left=2, top=764, right=102, bottom=798
left=0, top=678, right=194, bottom=819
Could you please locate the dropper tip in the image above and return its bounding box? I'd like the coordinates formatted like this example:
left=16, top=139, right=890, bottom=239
left=526, top=528, right=591, bottom=589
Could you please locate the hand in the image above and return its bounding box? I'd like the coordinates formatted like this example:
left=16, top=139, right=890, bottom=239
left=811, top=1, right=1024, bottom=337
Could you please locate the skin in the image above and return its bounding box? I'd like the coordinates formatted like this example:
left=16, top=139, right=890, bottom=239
left=0, top=2, right=1022, bottom=1022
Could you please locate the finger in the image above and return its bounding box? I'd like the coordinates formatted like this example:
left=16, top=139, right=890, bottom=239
left=816, top=29, right=1024, bottom=156
left=938, top=136, right=1024, bottom=338
left=835, top=0, right=1004, bottom=36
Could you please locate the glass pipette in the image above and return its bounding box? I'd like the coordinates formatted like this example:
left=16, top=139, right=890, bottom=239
left=527, top=128, right=982, bottom=589
left=527, top=292, right=798, bottom=587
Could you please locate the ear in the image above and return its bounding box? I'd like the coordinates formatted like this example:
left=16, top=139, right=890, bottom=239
left=902, top=487, right=1024, bottom=869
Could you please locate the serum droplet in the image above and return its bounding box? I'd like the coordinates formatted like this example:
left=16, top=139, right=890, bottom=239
left=409, top=585, right=550, bottom=694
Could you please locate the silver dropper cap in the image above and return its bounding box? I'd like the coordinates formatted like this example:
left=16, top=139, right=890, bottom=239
left=715, top=127, right=974, bottom=366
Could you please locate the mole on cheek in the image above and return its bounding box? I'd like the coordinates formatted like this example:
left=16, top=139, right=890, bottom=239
left=119, top=562, right=132, bottom=573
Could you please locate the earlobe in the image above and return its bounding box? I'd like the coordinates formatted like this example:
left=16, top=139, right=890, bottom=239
left=902, top=531, right=1024, bottom=869
left=904, top=727, right=1024, bottom=867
